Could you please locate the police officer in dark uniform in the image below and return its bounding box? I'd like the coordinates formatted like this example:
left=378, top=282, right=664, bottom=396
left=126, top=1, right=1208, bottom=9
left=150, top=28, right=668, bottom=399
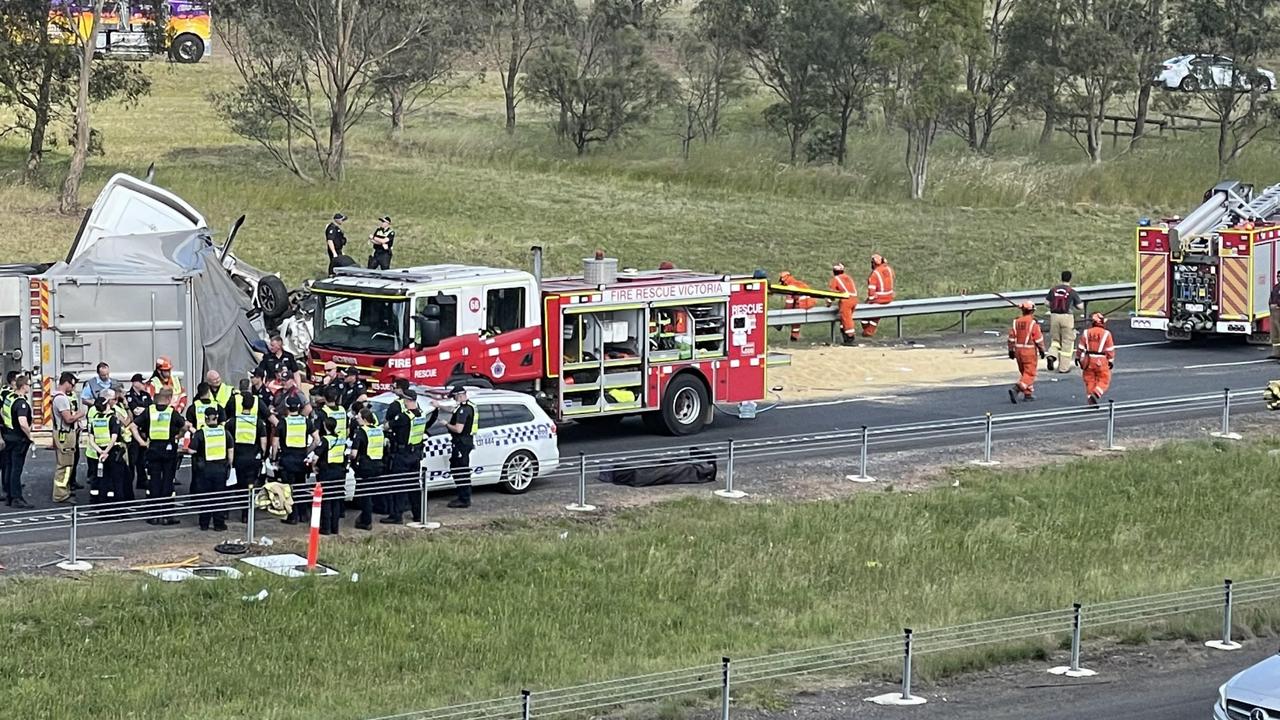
left=382, top=388, right=434, bottom=524
left=349, top=407, right=384, bottom=530
left=441, top=385, right=476, bottom=509
left=325, top=212, right=348, bottom=274
left=125, top=373, right=153, bottom=494
left=315, top=416, right=347, bottom=535
left=367, top=215, right=395, bottom=270
left=272, top=393, right=318, bottom=524
left=229, top=380, right=268, bottom=522
left=2, top=375, right=34, bottom=508
left=138, top=387, right=186, bottom=525
left=184, top=406, right=231, bottom=532
left=340, top=366, right=367, bottom=409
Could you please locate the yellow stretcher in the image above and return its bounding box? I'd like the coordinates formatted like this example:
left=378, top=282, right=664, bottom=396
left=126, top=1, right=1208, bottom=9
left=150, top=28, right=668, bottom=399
left=768, top=282, right=851, bottom=300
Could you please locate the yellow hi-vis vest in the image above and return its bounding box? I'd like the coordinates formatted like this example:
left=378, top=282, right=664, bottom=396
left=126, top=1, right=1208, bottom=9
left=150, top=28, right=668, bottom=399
left=149, top=375, right=184, bottom=399
left=283, top=414, right=308, bottom=449
left=326, top=435, right=346, bottom=465
left=0, top=389, right=14, bottom=431
left=407, top=412, right=427, bottom=446
left=329, top=406, right=348, bottom=439
left=203, top=427, right=227, bottom=462
left=211, top=384, right=234, bottom=409
left=192, top=399, right=217, bottom=430
left=149, top=406, right=174, bottom=441
left=235, top=410, right=258, bottom=445
left=86, top=407, right=112, bottom=460
left=365, top=427, right=384, bottom=460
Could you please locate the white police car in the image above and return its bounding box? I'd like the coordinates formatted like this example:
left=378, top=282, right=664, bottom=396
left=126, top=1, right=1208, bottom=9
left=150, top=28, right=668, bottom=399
left=367, top=386, right=560, bottom=494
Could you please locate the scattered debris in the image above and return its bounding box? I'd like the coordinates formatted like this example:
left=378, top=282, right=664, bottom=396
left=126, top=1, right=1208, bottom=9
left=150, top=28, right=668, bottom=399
left=131, top=555, right=201, bottom=571
left=241, top=589, right=270, bottom=602
left=215, top=541, right=248, bottom=556
left=258, top=536, right=274, bottom=546
left=240, top=553, right=338, bottom=578
left=350, top=573, right=360, bottom=583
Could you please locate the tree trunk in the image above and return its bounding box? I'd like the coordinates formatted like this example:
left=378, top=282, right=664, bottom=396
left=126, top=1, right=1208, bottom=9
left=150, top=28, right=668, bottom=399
left=1217, top=111, right=1232, bottom=177
left=906, top=120, right=935, bottom=200
left=59, top=0, right=102, bottom=215
left=836, top=101, right=852, bottom=166
left=25, top=3, right=56, bottom=181
left=504, top=0, right=524, bottom=133
left=1086, top=113, right=1103, bottom=164
left=1131, top=82, right=1153, bottom=149
left=503, top=74, right=518, bottom=132
left=389, top=85, right=406, bottom=141
left=327, top=89, right=348, bottom=181
left=788, top=129, right=800, bottom=164
left=1039, top=106, right=1055, bottom=147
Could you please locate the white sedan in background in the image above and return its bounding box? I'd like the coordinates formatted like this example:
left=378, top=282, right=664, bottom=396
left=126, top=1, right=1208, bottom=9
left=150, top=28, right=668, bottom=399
left=1155, top=54, right=1276, bottom=92
left=368, top=386, right=560, bottom=494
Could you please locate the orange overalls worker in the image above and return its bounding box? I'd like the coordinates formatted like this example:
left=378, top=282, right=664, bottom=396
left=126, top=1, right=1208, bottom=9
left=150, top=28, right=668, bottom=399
left=1075, top=313, right=1115, bottom=405
left=828, top=263, right=858, bottom=346
left=1007, top=301, right=1045, bottom=404
left=147, top=356, right=187, bottom=412
left=778, top=271, right=817, bottom=342
left=862, top=254, right=896, bottom=337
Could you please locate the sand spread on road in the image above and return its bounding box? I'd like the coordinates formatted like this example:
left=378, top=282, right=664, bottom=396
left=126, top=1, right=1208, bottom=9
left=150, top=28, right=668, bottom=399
left=768, top=342, right=1017, bottom=401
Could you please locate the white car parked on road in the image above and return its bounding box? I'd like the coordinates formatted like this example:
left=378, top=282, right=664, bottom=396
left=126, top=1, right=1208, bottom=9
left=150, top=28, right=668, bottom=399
left=1214, top=652, right=1280, bottom=719
left=1155, top=54, right=1276, bottom=92
left=368, top=386, right=560, bottom=494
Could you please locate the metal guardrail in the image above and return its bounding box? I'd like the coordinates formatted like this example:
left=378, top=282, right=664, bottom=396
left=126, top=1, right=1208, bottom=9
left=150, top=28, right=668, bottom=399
left=369, top=575, right=1280, bottom=720
left=0, top=387, right=1259, bottom=557
left=769, top=282, right=1135, bottom=336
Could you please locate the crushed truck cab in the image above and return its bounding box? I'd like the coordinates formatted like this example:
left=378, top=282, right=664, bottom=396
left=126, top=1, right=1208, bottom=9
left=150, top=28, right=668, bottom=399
left=307, top=253, right=771, bottom=435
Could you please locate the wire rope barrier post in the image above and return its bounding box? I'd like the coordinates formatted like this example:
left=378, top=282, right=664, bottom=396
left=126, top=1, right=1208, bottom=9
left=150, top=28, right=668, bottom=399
left=1210, top=388, right=1242, bottom=440
left=566, top=451, right=597, bottom=512
left=245, top=487, right=257, bottom=545
left=1104, top=399, right=1125, bottom=452
left=521, top=689, right=531, bottom=720
left=845, top=426, right=875, bottom=483
left=409, top=469, right=442, bottom=530
left=866, top=628, right=927, bottom=706
left=1049, top=604, right=1096, bottom=677
left=720, top=656, right=732, bottom=720
left=1206, top=579, right=1243, bottom=651
left=971, top=413, right=1000, bottom=467
left=714, top=439, right=747, bottom=499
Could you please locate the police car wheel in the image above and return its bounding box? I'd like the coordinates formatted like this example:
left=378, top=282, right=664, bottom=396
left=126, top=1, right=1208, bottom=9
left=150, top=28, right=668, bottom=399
left=661, top=374, right=709, bottom=436
left=498, top=450, right=538, bottom=494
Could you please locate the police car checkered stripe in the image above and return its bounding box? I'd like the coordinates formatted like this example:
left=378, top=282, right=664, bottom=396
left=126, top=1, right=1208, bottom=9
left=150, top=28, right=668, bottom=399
left=423, top=421, right=554, bottom=458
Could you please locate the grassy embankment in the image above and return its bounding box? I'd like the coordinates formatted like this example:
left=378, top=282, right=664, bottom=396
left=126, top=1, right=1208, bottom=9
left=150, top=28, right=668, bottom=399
left=1, top=439, right=1278, bottom=719
left=0, top=59, right=1275, bottom=303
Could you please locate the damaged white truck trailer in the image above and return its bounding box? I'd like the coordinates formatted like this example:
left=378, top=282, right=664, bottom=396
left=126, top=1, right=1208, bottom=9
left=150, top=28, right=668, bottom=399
left=0, top=173, right=290, bottom=429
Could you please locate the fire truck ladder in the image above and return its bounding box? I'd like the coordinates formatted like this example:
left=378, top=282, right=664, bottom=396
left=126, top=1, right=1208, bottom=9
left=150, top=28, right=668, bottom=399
left=1169, top=180, right=1280, bottom=246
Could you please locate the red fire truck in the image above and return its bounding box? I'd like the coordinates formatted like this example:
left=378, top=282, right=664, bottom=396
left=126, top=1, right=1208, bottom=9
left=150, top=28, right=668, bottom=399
left=1133, top=180, right=1280, bottom=342
left=306, top=250, right=774, bottom=435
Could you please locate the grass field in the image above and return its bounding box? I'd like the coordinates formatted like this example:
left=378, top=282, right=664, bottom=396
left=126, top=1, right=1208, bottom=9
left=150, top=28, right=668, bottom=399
left=2, top=59, right=1279, bottom=293
left=2, top=439, right=1278, bottom=720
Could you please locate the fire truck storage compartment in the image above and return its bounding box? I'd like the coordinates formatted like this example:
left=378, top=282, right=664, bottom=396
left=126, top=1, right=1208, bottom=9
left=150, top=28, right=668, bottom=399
left=560, top=306, right=645, bottom=414
left=649, top=302, right=727, bottom=362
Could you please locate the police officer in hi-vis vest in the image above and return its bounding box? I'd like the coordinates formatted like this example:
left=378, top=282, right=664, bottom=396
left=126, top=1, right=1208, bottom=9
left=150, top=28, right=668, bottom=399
left=229, top=379, right=268, bottom=523
left=138, top=387, right=187, bottom=525
left=271, top=393, right=318, bottom=524
left=184, top=406, right=231, bottom=532
left=349, top=407, right=384, bottom=531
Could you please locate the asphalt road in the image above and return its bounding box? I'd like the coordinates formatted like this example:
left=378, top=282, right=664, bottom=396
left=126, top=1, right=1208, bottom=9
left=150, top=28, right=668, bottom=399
left=788, top=641, right=1275, bottom=720
left=1, top=325, right=1276, bottom=547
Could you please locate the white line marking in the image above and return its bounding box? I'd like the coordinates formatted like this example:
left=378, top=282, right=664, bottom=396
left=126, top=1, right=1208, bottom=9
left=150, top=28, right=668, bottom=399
left=1183, top=359, right=1274, bottom=369
left=778, top=396, right=898, bottom=410
left=1116, top=341, right=1169, bottom=349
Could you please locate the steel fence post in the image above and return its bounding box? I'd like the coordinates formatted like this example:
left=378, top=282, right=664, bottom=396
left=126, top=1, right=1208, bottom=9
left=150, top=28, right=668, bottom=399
left=846, top=426, right=875, bottom=482
left=895, top=317, right=903, bottom=339
left=412, top=470, right=442, bottom=529
left=69, top=504, right=78, bottom=565
left=715, top=440, right=747, bottom=499
left=566, top=451, right=597, bottom=512
left=867, top=628, right=927, bottom=705
left=720, top=656, right=732, bottom=720
left=1206, top=579, right=1243, bottom=651
left=1105, top=399, right=1125, bottom=452
left=245, top=487, right=256, bottom=545
left=960, top=310, right=968, bottom=334
left=1049, top=603, right=1096, bottom=677
left=521, top=689, right=531, bottom=720
left=1211, top=388, right=1242, bottom=440
left=971, top=413, right=1000, bottom=466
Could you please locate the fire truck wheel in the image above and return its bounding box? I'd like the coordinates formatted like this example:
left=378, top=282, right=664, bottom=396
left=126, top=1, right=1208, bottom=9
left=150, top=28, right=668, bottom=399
left=498, top=450, right=538, bottom=494
left=169, top=34, right=205, bottom=64
left=660, top=374, right=710, bottom=436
